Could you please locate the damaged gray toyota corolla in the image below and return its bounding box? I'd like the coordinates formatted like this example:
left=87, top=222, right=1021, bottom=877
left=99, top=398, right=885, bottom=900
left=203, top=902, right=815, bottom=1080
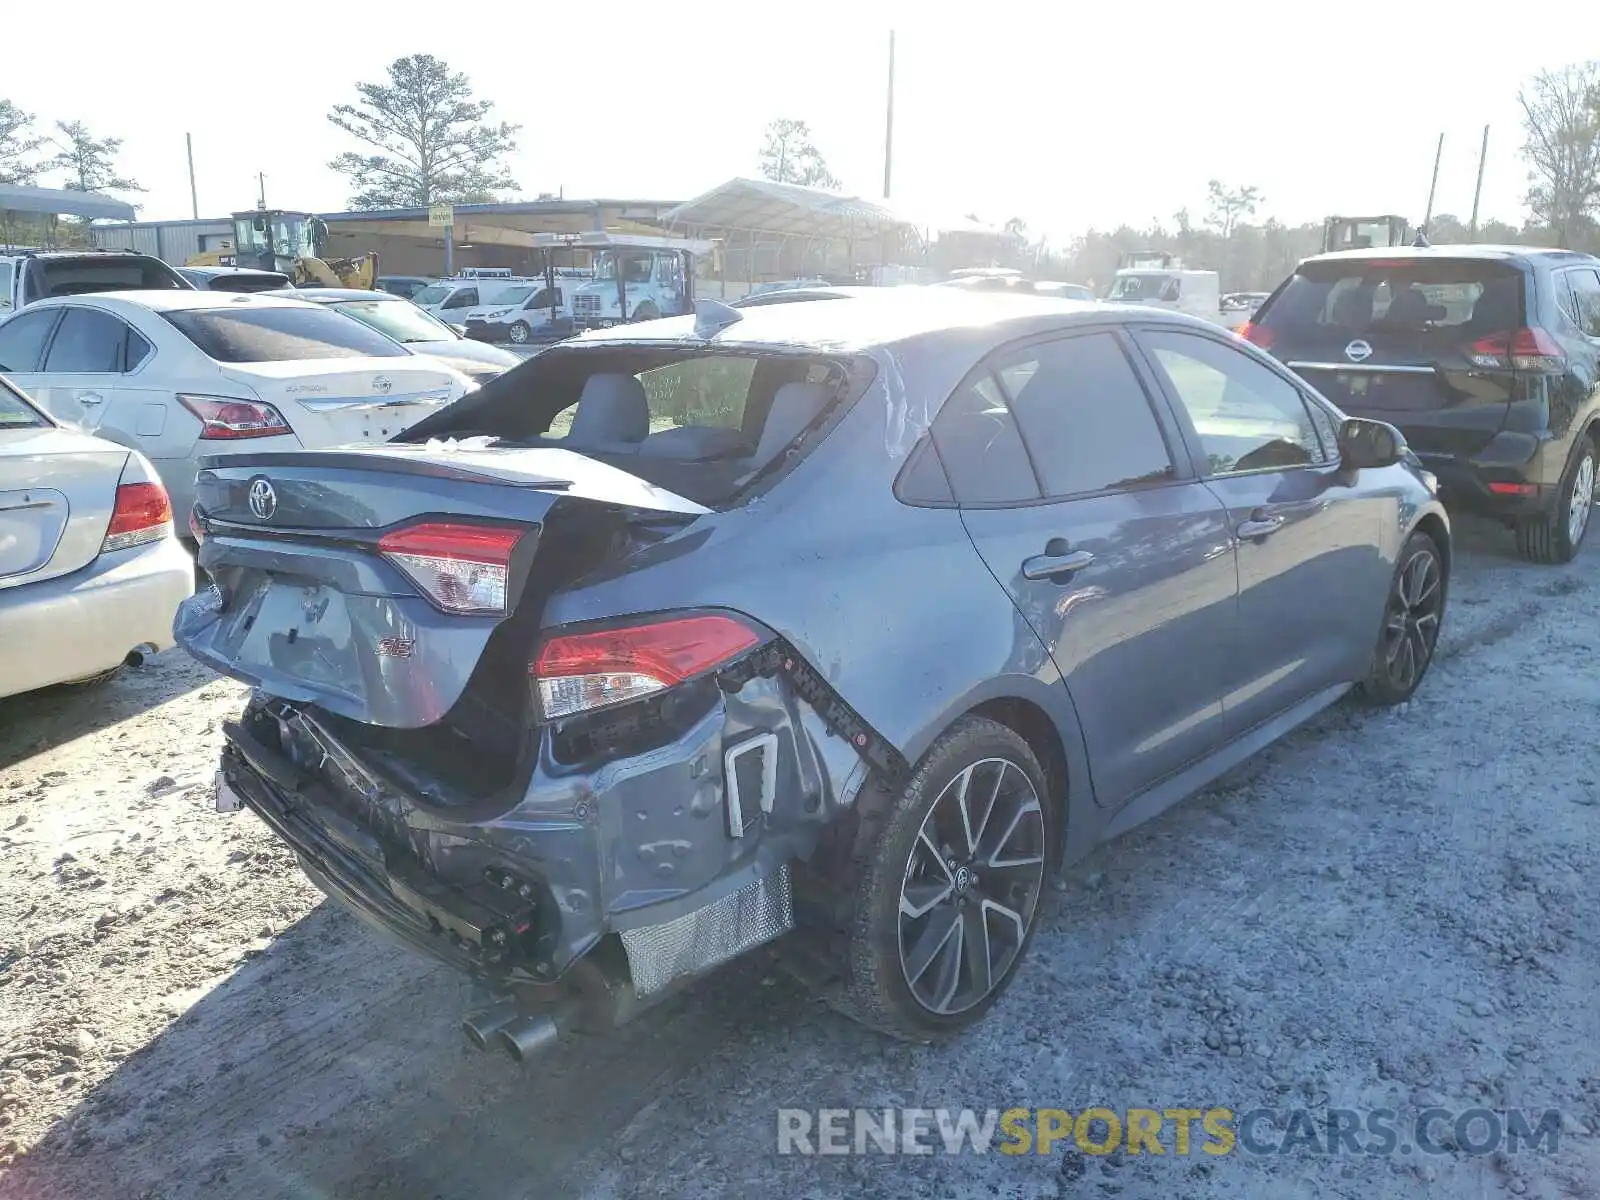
left=176, top=291, right=1450, bottom=1057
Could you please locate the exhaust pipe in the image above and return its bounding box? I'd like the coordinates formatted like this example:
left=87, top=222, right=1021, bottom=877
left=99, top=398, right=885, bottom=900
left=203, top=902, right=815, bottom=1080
left=124, top=643, right=159, bottom=669
left=461, top=1002, right=521, bottom=1052
left=495, top=1013, right=563, bottom=1063
left=494, top=999, right=581, bottom=1064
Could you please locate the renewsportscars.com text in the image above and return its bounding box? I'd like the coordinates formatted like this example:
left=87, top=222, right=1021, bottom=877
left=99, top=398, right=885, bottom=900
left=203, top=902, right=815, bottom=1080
left=776, top=1107, right=1564, bottom=1158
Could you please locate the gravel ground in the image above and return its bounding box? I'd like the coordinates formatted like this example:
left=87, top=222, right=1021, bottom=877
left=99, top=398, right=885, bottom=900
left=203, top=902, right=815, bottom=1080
left=2, top=517, right=1599, bottom=1199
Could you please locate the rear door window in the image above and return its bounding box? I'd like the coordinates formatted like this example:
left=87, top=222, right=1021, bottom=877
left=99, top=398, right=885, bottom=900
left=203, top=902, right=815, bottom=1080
left=930, top=374, right=1041, bottom=505
left=162, top=305, right=410, bottom=362
left=1139, top=329, right=1327, bottom=475
left=43, top=307, right=130, bottom=373
left=0, top=308, right=59, bottom=373
left=992, top=333, right=1176, bottom=497
left=442, top=288, right=478, bottom=310
left=1562, top=268, right=1600, bottom=338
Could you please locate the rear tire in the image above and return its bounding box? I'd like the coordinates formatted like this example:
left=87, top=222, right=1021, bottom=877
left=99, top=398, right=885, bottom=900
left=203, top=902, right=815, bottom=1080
left=1356, top=530, right=1445, bottom=707
left=830, top=716, right=1056, bottom=1041
left=508, top=320, right=531, bottom=345
left=1515, top=435, right=1596, bottom=565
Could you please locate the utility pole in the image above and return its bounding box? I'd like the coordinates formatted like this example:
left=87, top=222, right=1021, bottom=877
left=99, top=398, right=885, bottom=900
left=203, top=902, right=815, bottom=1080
left=185, top=133, right=199, bottom=220
left=257, top=172, right=267, bottom=209
left=883, top=30, right=896, bottom=199
left=1422, top=133, right=1443, bottom=232
left=1469, top=124, right=1490, bottom=239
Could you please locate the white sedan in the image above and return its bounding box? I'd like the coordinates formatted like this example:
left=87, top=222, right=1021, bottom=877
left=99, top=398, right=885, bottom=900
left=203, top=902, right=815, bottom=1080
left=0, top=379, right=192, bottom=699
left=0, top=291, right=475, bottom=528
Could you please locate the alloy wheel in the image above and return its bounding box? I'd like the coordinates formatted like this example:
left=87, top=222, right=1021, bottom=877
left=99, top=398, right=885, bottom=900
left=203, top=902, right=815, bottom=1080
left=509, top=322, right=529, bottom=344
left=897, top=757, right=1046, bottom=1016
left=1568, top=452, right=1595, bottom=547
left=1381, top=546, right=1443, bottom=693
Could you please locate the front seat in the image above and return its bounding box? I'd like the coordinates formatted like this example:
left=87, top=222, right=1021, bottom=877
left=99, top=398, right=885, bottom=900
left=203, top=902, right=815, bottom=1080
left=566, top=373, right=649, bottom=453
left=751, top=381, right=834, bottom=466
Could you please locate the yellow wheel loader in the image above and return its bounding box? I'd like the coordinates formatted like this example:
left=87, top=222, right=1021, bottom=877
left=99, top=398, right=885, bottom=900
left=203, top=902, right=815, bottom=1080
left=185, top=207, right=379, bottom=288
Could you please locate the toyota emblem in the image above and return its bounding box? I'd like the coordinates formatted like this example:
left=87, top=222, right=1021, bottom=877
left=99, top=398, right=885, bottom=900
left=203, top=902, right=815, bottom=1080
left=247, top=477, right=277, bottom=521
left=372, top=375, right=393, bottom=394
left=1344, top=339, right=1374, bottom=363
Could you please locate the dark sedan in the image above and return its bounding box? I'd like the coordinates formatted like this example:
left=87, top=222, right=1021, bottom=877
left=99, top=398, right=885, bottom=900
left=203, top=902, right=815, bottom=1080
left=176, top=290, right=1448, bottom=1057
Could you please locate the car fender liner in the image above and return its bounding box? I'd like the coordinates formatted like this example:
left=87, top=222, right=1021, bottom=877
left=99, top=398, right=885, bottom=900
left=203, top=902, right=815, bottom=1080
left=717, top=640, right=911, bottom=788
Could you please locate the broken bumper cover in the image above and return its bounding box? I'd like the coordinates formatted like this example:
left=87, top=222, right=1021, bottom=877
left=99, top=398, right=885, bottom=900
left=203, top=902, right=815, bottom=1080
left=216, top=675, right=863, bottom=996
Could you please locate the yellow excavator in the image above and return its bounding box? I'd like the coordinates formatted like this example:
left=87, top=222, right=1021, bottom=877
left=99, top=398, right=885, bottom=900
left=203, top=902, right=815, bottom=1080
left=185, top=206, right=379, bottom=288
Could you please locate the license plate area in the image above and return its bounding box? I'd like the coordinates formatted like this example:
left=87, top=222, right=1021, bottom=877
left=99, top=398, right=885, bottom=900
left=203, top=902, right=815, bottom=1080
left=222, top=577, right=365, bottom=699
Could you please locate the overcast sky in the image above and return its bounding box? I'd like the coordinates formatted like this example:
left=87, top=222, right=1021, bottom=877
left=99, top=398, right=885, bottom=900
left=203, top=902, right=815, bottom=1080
left=7, top=1, right=1579, bottom=238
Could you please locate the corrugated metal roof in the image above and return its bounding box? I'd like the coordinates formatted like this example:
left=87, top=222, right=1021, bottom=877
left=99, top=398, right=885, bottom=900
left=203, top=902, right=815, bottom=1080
left=661, top=178, right=918, bottom=239
left=319, top=197, right=683, bottom=223
left=0, top=184, right=137, bottom=220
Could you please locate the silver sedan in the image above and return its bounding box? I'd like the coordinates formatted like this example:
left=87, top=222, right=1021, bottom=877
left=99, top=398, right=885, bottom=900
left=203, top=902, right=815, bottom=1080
left=0, top=377, right=193, bottom=699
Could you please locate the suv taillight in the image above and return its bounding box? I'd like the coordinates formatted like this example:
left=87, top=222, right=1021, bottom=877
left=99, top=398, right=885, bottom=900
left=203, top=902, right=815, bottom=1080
left=177, top=394, right=293, bottom=440
left=102, top=481, right=173, bottom=552
left=532, top=614, right=761, bottom=720
left=1468, top=328, right=1565, bottom=372
left=377, top=522, right=525, bottom=614
left=1237, top=321, right=1274, bottom=349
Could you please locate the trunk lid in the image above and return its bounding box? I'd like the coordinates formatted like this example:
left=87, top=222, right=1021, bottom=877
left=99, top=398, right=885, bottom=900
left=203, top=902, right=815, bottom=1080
left=1254, top=256, right=1528, bottom=458
left=176, top=442, right=707, bottom=728
left=218, top=358, right=466, bottom=448
left=0, top=426, right=127, bottom=588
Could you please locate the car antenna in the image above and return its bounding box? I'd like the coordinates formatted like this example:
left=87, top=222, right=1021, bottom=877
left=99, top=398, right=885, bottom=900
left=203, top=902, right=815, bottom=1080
left=693, top=298, right=743, bottom=339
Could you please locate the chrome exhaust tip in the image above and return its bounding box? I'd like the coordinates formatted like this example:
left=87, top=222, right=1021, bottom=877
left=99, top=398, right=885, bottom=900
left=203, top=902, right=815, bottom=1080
left=495, top=1013, right=563, bottom=1063
left=461, top=1002, right=521, bottom=1052
left=124, top=643, right=159, bottom=668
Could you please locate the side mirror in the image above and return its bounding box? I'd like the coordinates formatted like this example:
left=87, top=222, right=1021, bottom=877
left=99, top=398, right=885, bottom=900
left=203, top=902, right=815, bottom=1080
left=1338, top=417, right=1405, bottom=470
left=448, top=323, right=467, bottom=336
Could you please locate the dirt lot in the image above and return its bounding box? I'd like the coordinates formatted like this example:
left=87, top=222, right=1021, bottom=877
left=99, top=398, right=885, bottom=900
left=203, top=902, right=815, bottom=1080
left=2, top=518, right=1599, bottom=1200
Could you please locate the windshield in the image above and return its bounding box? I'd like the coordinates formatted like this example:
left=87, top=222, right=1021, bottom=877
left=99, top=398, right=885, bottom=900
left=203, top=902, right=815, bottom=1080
left=411, top=285, right=451, bottom=306
left=0, top=380, right=46, bottom=427
left=487, top=285, right=535, bottom=305
left=332, top=299, right=452, bottom=344
left=593, top=251, right=654, bottom=284
left=232, top=213, right=314, bottom=259
left=1108, top=273, right=1181, bottom=302
left=163, top=306, right=411, bottom=362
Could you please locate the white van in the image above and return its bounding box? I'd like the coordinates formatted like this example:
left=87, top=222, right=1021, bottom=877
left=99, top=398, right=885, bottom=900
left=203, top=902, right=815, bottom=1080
left=1104, top=253, right=1225, bottom=325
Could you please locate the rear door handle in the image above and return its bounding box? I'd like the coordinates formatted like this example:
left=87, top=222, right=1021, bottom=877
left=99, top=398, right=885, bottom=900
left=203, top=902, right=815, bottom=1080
left=1236, top=512, right=1285, bottom=541
left=77, top=391, right=105, bottom=405
left=1021, top=546, right=1096, bottom=581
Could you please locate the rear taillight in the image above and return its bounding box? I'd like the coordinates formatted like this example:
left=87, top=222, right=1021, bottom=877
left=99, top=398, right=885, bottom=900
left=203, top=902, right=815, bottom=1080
left=1237, top=321, right=1274, bottom=349
left=102, top=481, right=173, bottom=552
left=377, top=522, right=525, bottom=614
left=532, top=614, right=761, bottom=720
left=177, top=394, right=293, bottom=440
left=1467, top=328, right=1565, bottom=372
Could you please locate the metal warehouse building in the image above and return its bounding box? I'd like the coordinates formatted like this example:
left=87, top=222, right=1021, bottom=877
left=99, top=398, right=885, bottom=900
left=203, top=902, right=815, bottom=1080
left=89, top=179, right=926, bottom=290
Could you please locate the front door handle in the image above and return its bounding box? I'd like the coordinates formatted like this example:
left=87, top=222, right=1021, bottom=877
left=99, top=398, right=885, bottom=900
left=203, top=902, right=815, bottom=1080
left=1021, top=544, right=1096, bottom=581
left=1236, top=511, right=1285, bottom=541
left=77, top=391, right=105, bottom=405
